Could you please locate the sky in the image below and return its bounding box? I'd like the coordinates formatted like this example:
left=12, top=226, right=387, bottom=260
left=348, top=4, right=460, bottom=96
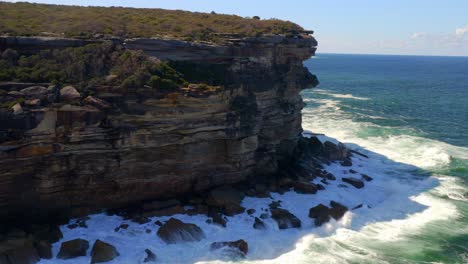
left=5, top=0, right=468, bottom=56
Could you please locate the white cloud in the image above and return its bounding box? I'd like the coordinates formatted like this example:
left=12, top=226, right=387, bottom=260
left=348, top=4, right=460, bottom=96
left=455, top=25, right=468, bottom=38
left=411, top=32, right=426, bottom=39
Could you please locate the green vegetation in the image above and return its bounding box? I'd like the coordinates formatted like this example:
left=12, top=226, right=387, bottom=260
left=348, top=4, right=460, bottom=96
left=0, top=42, right=188, bottom=91
left=0, top=2, right=304, bottom=41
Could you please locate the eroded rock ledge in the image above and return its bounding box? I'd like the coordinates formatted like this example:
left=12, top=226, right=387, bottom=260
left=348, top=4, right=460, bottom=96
left=0, top=34, right=318, bottom=222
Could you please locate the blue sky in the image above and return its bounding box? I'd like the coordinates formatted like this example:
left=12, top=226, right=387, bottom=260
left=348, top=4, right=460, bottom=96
left=5, top=0, right=468, bottom=56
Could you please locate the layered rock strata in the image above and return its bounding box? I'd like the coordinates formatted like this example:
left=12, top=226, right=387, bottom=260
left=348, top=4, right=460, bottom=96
left=0, top=34, right=318, bottom=222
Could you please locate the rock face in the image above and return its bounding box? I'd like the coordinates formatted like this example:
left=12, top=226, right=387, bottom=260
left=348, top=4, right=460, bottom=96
left=270, top=208, right=301, bottom=229
left=157, top=218, right=205, bottom=244
left=57, top=239, right=89, bottom=259
left=0, top=34, right=318, bottom=222
left=90, top=240, right=119, bottom=264
left=210, top=239, right=248, bottom=256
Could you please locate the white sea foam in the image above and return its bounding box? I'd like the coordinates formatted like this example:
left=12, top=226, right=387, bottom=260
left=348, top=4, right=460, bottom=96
left=313, top=89, right=370, bottom=101
left=39, top=94, right=467, bottom=264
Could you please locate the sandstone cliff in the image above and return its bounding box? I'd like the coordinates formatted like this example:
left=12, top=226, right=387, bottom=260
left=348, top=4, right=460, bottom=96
left=0, top=34, right=318, bottom=222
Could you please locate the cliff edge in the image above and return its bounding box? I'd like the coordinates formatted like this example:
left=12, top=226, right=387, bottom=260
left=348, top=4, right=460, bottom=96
left=0, top=34, right=318, bottom=222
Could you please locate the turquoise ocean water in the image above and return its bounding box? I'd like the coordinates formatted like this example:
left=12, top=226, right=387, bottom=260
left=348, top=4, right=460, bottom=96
left=301, top=54, right=468, bottom=263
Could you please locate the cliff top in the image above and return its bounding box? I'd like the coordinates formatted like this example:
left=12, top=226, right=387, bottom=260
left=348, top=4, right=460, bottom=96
left=0, top=2, right=306, bottom=41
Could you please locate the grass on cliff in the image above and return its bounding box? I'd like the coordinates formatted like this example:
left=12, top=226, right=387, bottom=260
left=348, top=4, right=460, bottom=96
left=0, top=42, right=190, bottom=91
left=0, top=2, right=304, bottom=41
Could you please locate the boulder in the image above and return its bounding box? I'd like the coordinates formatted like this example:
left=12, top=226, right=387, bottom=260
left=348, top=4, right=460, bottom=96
left=24, top=99, right=41, bottom=107
left=114, top=224, right=129, bottom=232
left=20, top=86, right=48, bottom=99
left=308, top=204, right=331, bottom=226
left=340, top=158, right=353, bottom=167
left=270, top=209, right=301, bottom=229
left=323, top=141, right=349, bottom=160
left=361, top=174, right=373, bottom=182
left=11, top=103, right=23, bottom=115
left=293, top=181, right=318, bottom=194
left=253, top=217, right=266, bottom=230
left=157, top=218, right=205, bottom=244
left=57, top=239, right=89, bottom=259
left=342, top=177, right=364, bottom=189
left=246, top=208, right=256, bottom=215
left=90, top=240, right=119, bottom=264
left=329, top=201, right=348, bottom=220
left=309, top=202, right=348, bottom=226
left=210, top=239, right=248, bottom=256
left=0, top=238, right=40, bottom=264
left=59, top=86, right=80, bottom=102
left=143, top=248, right=156, bottom=263
left=34, top=240, right=52, bottom=259
left=84, top=96, right=111, bottom=109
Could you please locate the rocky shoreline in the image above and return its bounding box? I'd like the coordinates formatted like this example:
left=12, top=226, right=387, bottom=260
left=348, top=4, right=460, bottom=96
left=0, top=135, right=374, bottom=263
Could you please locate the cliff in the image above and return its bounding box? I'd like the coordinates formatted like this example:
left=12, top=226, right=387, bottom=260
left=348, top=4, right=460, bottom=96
left=0, top=34, right=318, bottom=222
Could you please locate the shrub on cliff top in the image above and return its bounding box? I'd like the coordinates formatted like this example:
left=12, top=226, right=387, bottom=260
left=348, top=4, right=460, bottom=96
left=0, top=2, right=303, bottom=41
left=0, top=43, right=188, bottom=91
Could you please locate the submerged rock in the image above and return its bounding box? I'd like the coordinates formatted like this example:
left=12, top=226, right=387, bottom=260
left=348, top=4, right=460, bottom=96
left=253, top=217, right=266, bottom=230
left=143, top=248, right=157, bottom=262
left=342, top=177, right=364, bottom=189
left=271, top=209, right=301, bottom=229
left=309, top=201, right=349, bottom=226
left=361, top=174, right=373, bottom=181
left=329, top=201, right=348, bottom=220
left=210, top=239, right=248, bottom=256
left=90, top=240, right=119, bottom=263
left=157, top=218, right=205, bottom=244
left=308, top=204, right=331, bottom=226
left=57, top=239, right=89, bottom=259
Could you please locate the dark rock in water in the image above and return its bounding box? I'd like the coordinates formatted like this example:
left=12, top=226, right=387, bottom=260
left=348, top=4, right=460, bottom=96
left=320, top=179, right=329, bottom=185
left=0, top=238, right=40, bottom=264
left=323, top=141, right=350, bottom=160
left=308, top=204, right=331, bottom=226
left=157, top=218, right=205, bottom=244
left=34, top=240, right=52, bottom=259
left=309, top=202, right=348, bottom=226
left=349, top=169, right=357, bottom=174
left=210, top=239, right=248, bottom=256
left=209, top=212, right=227, bottom=227
left=132, top=215, right=151, bottom=225
left=270, top=209, right=301, bottom=229
left=259, top=213, right=269, bottom=219
left=154, top=221, right=163, bottom=227
left=247, top=208, right=256, bottom=215
left=67, top=223, right=78, bottom=229
left=253, top=217, right=266, bottom=230
left=114, top=223, right=129, bottom=232
left=361, top=174, right=373, bottom=182
left=352, top=204, right=363, bottom=210
left=316, top=184, right=325, bottom=190
left=90, top=240, right=120, bottom=263
left=340, top=158, right=353, bottom=167
left=57, top=239, right=89, bottom=259
left=329, top=201, right=348, bottom=220
left=145, top=229, right=152, bottom=234
left=293, top=181, right=318, bottom=194
left=268, top=200, right=282, bottom=209
left=342, top=177, right=364, bottom=189
left=325, top=172, right=336, bottom=181
left=143, top=248, right=157, bottom=262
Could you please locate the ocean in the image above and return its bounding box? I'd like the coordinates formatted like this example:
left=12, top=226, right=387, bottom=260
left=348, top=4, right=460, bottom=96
left=39, top=54, right=468, bottom=264
left=300, top=53, right=468, bottom=263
